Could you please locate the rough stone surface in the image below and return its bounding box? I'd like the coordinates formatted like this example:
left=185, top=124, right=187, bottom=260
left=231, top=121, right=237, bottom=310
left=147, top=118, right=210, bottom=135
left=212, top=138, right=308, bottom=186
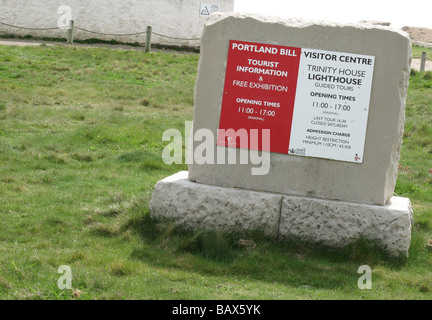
left=188, top=12, right=412, bottom=205
left=279, top=195, right=413, bottom=256
left=149, top=171, right=281, bottom=237
left=149, top=172, right=413, bottom=256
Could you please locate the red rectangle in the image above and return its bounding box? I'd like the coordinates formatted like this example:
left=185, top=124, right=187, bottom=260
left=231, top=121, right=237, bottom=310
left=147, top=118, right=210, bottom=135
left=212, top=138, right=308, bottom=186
left=217, top=40, right=301, bottom=154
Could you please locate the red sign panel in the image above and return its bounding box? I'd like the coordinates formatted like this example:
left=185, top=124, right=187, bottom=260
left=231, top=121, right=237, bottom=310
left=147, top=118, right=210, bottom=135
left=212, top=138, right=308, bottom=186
left=217, top=40, right=301, bottom=154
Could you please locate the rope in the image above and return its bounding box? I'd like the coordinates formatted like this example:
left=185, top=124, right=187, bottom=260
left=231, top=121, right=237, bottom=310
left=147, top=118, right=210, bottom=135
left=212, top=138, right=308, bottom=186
left=152, top=31, right=201, bottom=41
left=413, top=55, right=432, bottom=61
left=0, top=20, right=201, bottom=41
left=0, top=21, right=59, bottom=31
left=74, top=26, right=147, bottom=37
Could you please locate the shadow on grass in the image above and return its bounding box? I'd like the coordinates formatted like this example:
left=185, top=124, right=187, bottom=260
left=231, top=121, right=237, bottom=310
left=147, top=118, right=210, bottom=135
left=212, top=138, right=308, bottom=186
left=126, top=212, right=408, bottom=290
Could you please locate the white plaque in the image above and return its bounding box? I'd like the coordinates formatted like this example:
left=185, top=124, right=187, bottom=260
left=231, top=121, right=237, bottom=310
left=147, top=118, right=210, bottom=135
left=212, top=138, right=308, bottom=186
left=288, top=48, right=375, bottom=163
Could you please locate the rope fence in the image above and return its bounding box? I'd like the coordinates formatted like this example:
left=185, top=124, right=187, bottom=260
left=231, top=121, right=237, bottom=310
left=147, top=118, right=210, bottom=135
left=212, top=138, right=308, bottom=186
left=0, top=21, right=60, bottom=31
left=152, top=31, right=201, bottom=41
left=0, top=20, right=202, bottom=51
left=413, top=51, right=432, bottom=72
left=1, top=20, right=431, bottom=66
left=74, top=26, right=148, bottom=37
left=413, top=55, right=432, bottom=61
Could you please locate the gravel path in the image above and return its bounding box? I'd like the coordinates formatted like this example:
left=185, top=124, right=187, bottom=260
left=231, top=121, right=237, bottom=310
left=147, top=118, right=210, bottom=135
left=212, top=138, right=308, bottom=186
left=411, top=58, right=432, bottom=71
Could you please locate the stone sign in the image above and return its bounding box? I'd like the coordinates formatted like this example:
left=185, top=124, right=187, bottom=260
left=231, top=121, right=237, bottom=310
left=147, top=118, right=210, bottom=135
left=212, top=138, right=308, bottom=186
left=188, top=13, right=412, bottom=206
left=150, top=13, right=414, bottom=256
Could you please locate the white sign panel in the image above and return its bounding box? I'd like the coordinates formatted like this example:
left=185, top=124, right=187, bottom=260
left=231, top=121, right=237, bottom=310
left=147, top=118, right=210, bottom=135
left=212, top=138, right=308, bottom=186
left=288, top=48, right=375, bottom=163
left=200, top=3, right=220, bottom=18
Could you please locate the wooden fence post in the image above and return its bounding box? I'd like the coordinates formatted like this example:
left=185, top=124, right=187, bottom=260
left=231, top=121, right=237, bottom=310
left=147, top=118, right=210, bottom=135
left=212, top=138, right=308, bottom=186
left=420, top=51, right=426, bottom=72
left=67, top=20, right=74, bottom=45
left=145, top=26, right=152, bottom=53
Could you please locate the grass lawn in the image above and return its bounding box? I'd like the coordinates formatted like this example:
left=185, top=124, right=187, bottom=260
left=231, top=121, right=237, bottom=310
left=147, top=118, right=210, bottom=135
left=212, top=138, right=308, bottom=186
left=0, top=43, right=431, bottom=300
left=412, top=45, right=432, bottom=59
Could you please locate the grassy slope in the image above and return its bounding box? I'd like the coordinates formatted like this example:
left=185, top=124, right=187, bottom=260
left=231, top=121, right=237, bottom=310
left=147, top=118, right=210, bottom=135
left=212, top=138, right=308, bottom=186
left=0, top=44, right=431, bottom=300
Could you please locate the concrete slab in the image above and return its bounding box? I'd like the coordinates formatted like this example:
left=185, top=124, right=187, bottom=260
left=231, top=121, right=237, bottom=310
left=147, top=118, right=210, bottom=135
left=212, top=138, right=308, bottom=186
left=279, top=194, right=413, bottom=256
left=149, top=171, right=281, bottom=237
left=149, top=171, right=413, bottom=256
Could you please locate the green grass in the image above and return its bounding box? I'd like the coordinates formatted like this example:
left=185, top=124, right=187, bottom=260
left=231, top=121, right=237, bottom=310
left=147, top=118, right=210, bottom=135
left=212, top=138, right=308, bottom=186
left=412, top=45, right=432, bottom=59
left=0, top=43, right=432, bottom=300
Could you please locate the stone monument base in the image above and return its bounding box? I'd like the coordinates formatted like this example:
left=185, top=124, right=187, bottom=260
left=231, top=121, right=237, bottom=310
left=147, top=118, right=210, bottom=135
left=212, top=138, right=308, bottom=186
left=149, top=171, right=413, bottom=257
